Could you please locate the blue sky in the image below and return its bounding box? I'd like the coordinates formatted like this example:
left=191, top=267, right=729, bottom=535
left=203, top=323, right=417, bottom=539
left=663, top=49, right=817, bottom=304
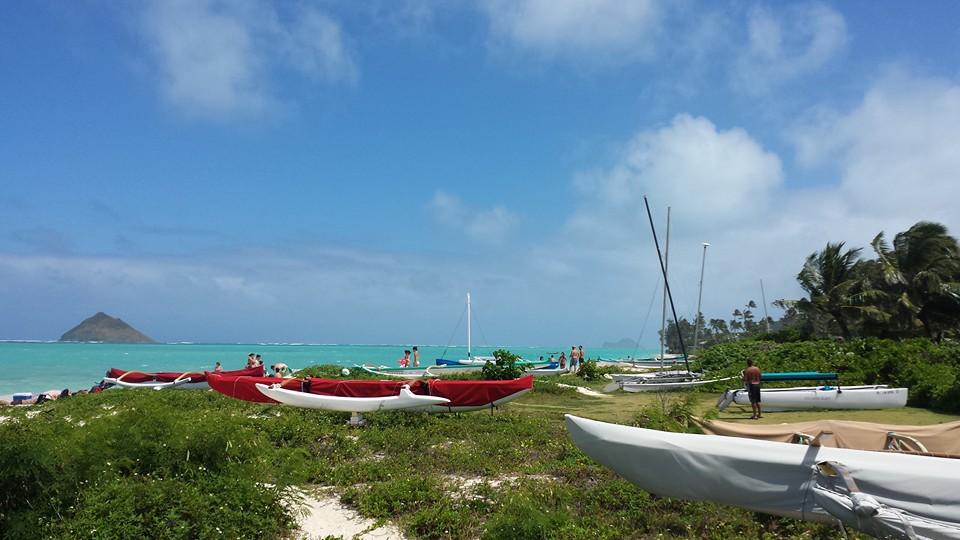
left=2, top=1, right=959, bottom=346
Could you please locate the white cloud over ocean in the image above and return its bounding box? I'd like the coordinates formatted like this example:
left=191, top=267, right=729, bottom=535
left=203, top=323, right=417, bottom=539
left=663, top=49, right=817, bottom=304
left=138, top=0, right=356, bottom=117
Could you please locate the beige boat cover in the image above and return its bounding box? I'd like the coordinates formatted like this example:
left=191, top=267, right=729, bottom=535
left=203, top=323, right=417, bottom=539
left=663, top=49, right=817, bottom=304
left=695, top=418, right=960, bottom=455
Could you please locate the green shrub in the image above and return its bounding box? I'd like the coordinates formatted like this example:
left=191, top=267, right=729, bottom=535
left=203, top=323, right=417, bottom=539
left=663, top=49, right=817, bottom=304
left=575, top=360, right=600, bottom=381
left=481, top=349, right=524, bottom=380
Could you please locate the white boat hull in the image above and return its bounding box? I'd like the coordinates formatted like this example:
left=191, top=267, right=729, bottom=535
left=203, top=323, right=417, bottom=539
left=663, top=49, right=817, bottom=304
left=103, top=377, right=208, bottom=390
left=565, top=415, right=960, bottom=532
left=255, top=383, right=451, bottom=412
left=620, top=376, right=734, bottom=392
left=720, top=385, right=908, bottom=411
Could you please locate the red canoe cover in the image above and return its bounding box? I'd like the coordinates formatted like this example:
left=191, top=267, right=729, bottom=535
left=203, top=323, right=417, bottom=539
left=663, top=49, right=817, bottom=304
left=107, top=366, right=264, bottom=383
left=428, top=376, right=534, bottom=406
left=206, top=373, right=533, bottom=407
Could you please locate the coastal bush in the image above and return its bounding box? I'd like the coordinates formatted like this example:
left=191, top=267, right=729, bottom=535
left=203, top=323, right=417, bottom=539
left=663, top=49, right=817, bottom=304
left=632, top=395, right=703, bottom=434
left=481, top=349, right=524, bottom=380
left=575, top=359, right=600, bottom=381
left=697, top=338, right=960, bottom=412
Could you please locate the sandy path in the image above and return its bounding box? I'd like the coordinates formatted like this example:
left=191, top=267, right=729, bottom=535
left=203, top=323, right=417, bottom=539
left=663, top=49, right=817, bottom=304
left=296, top=489, right=405, bottom=540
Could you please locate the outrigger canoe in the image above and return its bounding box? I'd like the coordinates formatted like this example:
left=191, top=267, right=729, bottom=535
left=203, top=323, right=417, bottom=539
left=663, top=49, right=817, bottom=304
left=207, top=372, right=534, bottom=413
left=103, top=366, right=264, bottom=389
left=717, top=384, right=908, bottom=411
left=566, top=415, right=960, bottom=538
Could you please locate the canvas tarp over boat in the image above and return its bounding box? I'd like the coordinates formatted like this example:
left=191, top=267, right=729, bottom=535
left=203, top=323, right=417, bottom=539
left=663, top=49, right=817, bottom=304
left=695, top=418, right=960, bottom=455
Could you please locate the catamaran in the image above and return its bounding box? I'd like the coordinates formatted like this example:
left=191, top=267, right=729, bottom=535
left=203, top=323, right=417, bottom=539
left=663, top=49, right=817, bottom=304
left=566, top=415, right=960, bottom=539
left=717, top=384, right=908, bottom=411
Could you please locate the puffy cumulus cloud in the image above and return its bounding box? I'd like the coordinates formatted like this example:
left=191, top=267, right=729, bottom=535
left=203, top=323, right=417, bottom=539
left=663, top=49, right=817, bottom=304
left=430, top=191, right=518, bottom=244
left=573, top=114, right=783, bottom=236
left=734, top=2, right=846, bottom=93
left=790, top=75, right=960, bottom=226
left=139, top=0, right=357, bottom=117
left=478, top=0, right=662, bottom=62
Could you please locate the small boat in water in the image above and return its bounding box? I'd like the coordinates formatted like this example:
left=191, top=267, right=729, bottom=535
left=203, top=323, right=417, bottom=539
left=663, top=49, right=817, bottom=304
left=566, top=415, right=960, bottom=539
left=717, top=384, right=908, bottom=411
left=103, top=366, right=264, bottom=389
left=207, top=372, right=533, bottom=413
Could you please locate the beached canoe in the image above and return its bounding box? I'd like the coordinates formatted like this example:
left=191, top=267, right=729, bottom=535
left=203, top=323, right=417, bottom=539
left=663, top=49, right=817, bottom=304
left=566, top=415, right=960, bottom=538
left=717, top=385, right=908, bottom=412
left=207, top=373, right=534, bottom=413
left=103, top=366, right=264, bottom=389
left=619, top=375, right=736, bottom=392
left=359, top=363, right=483, bottom=379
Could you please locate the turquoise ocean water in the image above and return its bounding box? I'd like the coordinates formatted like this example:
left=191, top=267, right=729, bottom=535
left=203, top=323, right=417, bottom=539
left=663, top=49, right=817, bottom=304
left=0, top=342, right=660, bottom=396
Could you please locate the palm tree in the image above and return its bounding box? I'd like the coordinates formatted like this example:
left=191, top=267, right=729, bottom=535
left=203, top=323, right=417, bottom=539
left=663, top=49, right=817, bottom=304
left=871, top=222, right=960, bottom=341
left=796, top=242, right=885, bottom=339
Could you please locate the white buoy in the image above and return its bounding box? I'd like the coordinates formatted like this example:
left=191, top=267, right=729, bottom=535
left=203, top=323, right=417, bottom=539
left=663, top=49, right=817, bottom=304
left=341, top=368, right=350, bottom=376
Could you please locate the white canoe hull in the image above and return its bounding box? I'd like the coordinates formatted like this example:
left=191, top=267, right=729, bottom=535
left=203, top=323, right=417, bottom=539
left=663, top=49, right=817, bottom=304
left=527, top=367, right=569, bottom=377
left=620, top=376, right=734, bottom=392
left=255, top=383, right=450, bottom=412
left=721, top=385, right=908, bottom=411
left=103, top=377, right=208, bottom=390
left=360, top=364, right=483, bottom=379
left=565, top=415, right=960, bottom=529
left=610, top=370, right=695, bottom=383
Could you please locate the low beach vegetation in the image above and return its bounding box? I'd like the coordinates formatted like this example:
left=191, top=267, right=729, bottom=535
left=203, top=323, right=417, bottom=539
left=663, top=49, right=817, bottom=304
left=2, top=358, right=929, bottom=539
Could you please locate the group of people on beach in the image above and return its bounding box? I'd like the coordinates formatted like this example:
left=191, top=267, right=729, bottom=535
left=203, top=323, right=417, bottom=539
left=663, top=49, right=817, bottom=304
left=1, top=388, right=74, bottom=406
left=546, top=345, right=586, bottom=371
left=244, top=353, right=291, bottom=377
left=397, top=347, right=420, bottom=367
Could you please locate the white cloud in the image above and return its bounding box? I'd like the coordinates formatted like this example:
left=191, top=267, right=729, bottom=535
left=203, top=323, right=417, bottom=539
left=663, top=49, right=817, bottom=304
left=734, top=2, right=847, bottom=93
left=478, top=0, right=662, bottom=62
left=789, top=74, right=960, bottom=225
left=430, top=191, right=518, bottom=244
left=139, top=0, right=356, bottom=117
left=572, top=114, right=783, bottom=238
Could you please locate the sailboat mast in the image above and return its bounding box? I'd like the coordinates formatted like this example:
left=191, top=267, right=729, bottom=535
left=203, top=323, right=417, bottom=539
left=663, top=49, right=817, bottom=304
left=692, top=242, right=710, bottom=356
left=659, top=207, right=671, bottom=369
left=467, top=292, right=472, bottom=359
left=643, top=196, right=691, bottom=374
left=760, top=280, right=771, bottom=333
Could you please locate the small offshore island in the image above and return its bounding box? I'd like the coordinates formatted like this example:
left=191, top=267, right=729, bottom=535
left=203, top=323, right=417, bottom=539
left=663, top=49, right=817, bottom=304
left=59, top=312, right=156, bottom=344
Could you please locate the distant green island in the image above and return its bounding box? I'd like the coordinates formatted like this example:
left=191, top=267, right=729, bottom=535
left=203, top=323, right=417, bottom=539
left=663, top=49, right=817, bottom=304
left=59, top=312, right=155, bottom=343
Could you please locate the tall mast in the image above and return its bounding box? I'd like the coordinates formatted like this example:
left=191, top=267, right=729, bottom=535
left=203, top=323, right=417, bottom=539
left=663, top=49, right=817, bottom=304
left=659, top=207, right=671, bottom=369
left=760, top=280, right=771, bottom=333
left=466, top=292, right=472, bottom=359
left=643, top=197, right=690, bottom=374
left=692, top=242, right=710, bottom=357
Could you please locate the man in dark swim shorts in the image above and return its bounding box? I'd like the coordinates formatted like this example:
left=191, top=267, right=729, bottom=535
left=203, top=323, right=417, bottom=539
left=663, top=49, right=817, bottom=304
left=743, top=358, right=762, bottom=419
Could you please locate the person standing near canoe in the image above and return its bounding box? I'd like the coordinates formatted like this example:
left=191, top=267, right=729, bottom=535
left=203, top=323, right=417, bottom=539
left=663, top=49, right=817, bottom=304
left=398, top=350, right=411, bottom=368
left=570, top=346, right=579, bottom=371
left=744, top=359, right=762, bottom=419
left=412, top=346, right=420, bottom=367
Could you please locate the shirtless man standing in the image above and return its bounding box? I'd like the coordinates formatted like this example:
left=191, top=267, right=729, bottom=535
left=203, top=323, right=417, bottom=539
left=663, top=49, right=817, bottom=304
left=743, top=359, right=762, bottom=419
left=412, top=346, right=420, bottom=367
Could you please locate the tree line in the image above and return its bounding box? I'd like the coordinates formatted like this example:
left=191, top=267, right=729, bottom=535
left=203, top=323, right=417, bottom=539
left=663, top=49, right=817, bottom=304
left=661, top=221, right=960, bottom=351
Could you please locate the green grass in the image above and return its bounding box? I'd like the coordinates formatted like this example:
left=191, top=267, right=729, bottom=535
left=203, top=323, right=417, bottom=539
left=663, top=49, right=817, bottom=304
left=2, top=367, right=956, bottom=539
